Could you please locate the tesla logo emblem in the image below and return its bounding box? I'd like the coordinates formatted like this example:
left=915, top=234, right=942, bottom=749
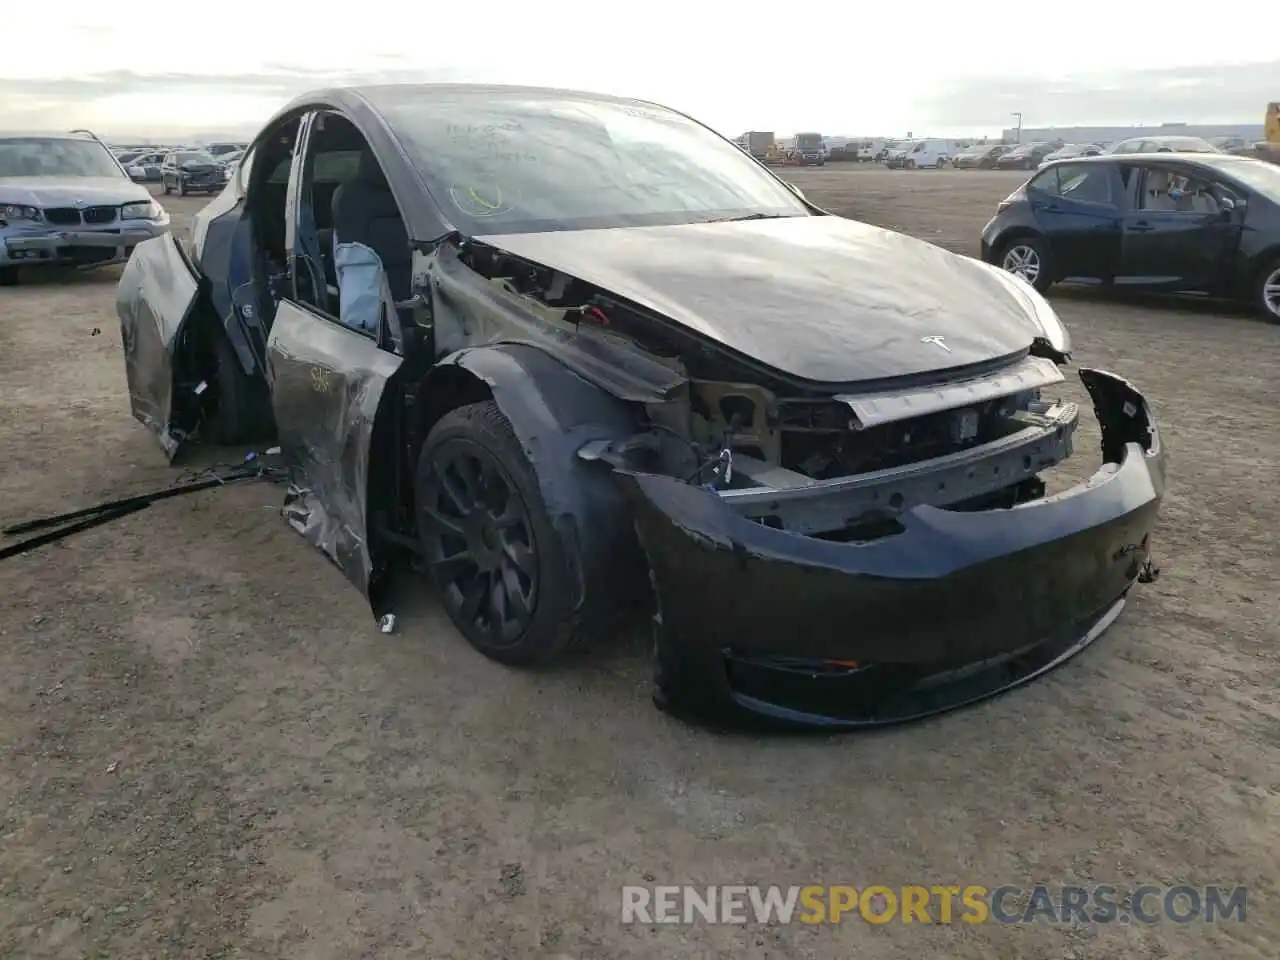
left=921, top=335, right=951, bottom=352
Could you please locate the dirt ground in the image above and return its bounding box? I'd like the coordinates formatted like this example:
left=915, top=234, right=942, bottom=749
left=1, top=166, right=1277, bottom=960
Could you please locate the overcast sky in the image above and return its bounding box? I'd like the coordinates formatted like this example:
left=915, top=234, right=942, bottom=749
left=3, top=1, right=1273, bottom=138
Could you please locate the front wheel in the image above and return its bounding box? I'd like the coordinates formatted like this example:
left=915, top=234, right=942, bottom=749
left=1252, top=258, right=1280, bottom=323
left=416, top=401, right=578, bottom=666
left=162, top=180, right=171, bottom=195
left=176, top=178, right=186, bottom=197
left=998, top=236, right=1052, bottom=293
left=0, top=266, right=19, bottom=287
left=905, top=159, right=916, bottom=169
left=206, top=327, right=273, bottom=444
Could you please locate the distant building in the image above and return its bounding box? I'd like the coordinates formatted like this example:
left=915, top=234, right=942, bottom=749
left=1003, top=122, right=1263, bottom=145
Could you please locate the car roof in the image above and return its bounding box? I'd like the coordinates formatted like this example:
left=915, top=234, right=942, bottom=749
left=286, top=82, right=659, bottom=117
left=1115, top=135, right=1213, bottom=144
left=1040, top=153, right=1258, bottom=170
left=0, top=130, right=97, bottom=141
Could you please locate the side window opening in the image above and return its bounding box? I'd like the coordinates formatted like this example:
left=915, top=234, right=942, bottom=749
left=1029, top=168, right=1062, bottom=196
left=1031, top=164, right=1114, bottom=205
left=297, top=113, right=411, bottom=336
left=1059, top=165, right=1113, bottom=205
left=1137, top=169, right=1221, bottom=214
left=244, top=121, right=301, bottom=276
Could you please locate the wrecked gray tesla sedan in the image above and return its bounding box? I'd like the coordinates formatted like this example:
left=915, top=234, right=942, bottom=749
left=117, top=84, right=1166, bottom=729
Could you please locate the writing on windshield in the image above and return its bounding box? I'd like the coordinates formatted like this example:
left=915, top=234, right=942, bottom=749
left=374, top=91, right=808, bottom=233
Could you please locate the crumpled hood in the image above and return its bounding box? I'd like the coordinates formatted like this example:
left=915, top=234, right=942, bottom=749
left=477, top=215, right=1043, bottom=385
left=0, top=176, right=151, bottom=206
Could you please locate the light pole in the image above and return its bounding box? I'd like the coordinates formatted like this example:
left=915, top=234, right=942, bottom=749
left=1011, top=112, right=1023, bottom=144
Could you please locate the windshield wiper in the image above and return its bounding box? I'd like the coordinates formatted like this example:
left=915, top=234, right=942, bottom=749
left=702, top=213, right=792, bottom=224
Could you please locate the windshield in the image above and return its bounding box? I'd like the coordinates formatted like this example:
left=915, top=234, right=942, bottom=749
left=176, top=151, right=217, bottom=164
left=1213, top=158, right=1280, bottom=198
left=1158, top=137, right=1218, bottom=152
left=796, top=134, right=824, bottom=148
left=374, top=90, right=809, bottom=234
left=0, top=137, right=125, bottom=178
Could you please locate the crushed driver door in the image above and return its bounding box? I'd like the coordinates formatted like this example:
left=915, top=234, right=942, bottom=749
left=266, top=300, right=402, bottom=597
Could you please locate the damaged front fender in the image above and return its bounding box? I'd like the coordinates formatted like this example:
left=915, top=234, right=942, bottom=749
left=429, top=343, right=649, bottom=624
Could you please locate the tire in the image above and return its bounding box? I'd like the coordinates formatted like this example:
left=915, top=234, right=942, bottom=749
left=416, top=401, right=578, bottom=667
left=176, top=178, right=186, bottom=197
left=206, top=327, right=273, bottom=445
left=905, top=159, right=916, bottom=170
left=0, top=266, right=19, bottom=286
left=162, top=180, right=171, bottom=195
left=997, top=235, right=1052, bottom=294
left=1252, top=258, right=1280, bottom=323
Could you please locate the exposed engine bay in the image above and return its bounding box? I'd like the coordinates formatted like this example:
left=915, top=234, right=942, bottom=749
left=450, top=239, right=1077, bottom=538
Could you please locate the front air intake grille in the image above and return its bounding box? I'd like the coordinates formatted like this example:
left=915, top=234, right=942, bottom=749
left=82, top=206, right=117, bottom=225
left=44, top=208, right=81, bottom=226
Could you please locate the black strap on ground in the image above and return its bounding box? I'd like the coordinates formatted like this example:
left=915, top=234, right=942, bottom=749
left=1, top=466, right=267, bottom=562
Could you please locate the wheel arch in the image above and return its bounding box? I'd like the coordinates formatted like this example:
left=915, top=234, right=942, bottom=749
left=989, top=226, right=1047, bottom=267
left=412, top=343, right=650, bottom=625
left=1241, top=243, right=1280, bottom=311
left=1245, top=242, right=1280, bottom=282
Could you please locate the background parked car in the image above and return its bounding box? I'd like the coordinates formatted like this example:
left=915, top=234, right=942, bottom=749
left=855, top=139, right=886, bottom=162
left=0, top=130, right=170, bottom=285
left=981, top=153, right=1280, bottom=322
left=1106, top=135, right=1220, bottom=155
left=952, top=143, right=1010, bottom=169
left=1040, top=143, right=1102, bottom=163
left=220, top=149, right=246, bottom=179
left=886, top=138, right=956, bottom=169
left=1210, top=136, right=1250, bottom=155
left=124, top=151, right=165, bottom=182
left=160, top=151, right=228, bottom=196
left=995, top=142, right=1059, bottom=170
left=203, top=141, right=249, bottom=159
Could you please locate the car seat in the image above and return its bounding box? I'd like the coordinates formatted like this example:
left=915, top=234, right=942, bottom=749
left=330, top=153, right=412, bottom=304
left=1143, top=171, right=1178, bottom=212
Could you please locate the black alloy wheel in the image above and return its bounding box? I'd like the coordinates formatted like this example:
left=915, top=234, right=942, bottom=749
left=416, top=401, right=576, bottom=665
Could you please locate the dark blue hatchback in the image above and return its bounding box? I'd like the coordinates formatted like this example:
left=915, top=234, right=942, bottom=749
left=980, top=153, right=1280, bottom=322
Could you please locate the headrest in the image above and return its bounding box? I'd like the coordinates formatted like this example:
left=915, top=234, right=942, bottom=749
left=358, top=151, right=388, bottom=187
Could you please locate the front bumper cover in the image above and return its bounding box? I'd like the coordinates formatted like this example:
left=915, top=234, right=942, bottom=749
left=2, top=222, right=168, bottom=266
left=614, top=368, right=1166, bottom=730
